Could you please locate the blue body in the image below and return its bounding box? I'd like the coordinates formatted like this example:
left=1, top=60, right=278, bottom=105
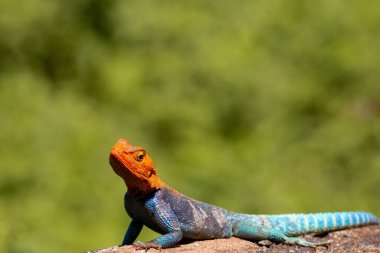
left=122, top=186, right=379, bottom=248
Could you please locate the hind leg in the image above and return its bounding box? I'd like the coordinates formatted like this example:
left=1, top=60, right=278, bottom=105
left=233, top=221, right=330, bottom=247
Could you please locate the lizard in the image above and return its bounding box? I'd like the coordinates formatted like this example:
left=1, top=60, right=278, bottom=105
left=109, top=138, right=380, bottom=249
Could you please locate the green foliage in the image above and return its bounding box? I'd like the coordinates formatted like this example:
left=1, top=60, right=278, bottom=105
left=1, top=1, right=380, bottom=252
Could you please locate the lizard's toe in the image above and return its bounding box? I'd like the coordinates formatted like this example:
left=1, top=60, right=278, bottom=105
left=133, top=241, right=162, bottom=251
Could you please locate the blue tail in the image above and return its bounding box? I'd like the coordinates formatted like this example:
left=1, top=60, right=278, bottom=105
left=267, top=212, right=379, bottom=236
left=231, top=211, right=378, bottom=247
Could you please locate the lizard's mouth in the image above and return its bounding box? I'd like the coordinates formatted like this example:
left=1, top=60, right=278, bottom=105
left=109, top=150, right=128, bottom=178
left=110, top=149, right=136, bottom=177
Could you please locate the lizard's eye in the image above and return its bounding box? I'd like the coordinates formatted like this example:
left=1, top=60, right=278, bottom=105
left=136, top=151, right=145, bottom=162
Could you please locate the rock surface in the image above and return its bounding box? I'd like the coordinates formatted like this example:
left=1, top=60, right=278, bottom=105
left=88, top=225, right=380, bottom=253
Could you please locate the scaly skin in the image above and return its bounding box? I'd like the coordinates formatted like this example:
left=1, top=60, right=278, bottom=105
left=109, top=139, right=379, bottom=249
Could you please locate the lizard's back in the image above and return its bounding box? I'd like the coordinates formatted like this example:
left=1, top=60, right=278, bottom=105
left=125, top=186, right=234, bottom=240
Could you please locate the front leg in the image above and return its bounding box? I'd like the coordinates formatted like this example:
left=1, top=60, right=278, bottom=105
left=134, top=230, right=183, bottom=250
left=121, top=219, right=143, bottom=245
left=134, top=193, right=183, bottom=249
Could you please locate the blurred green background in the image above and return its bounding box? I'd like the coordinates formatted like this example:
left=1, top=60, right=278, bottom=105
left=1, top=1, right=380, bottom=252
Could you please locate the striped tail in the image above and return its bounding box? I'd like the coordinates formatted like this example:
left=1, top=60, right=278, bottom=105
left=267, top=212, right=379, bottom=236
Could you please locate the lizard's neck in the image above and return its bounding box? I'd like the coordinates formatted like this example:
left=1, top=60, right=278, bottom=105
left=124, top=176, right=166, bottom=199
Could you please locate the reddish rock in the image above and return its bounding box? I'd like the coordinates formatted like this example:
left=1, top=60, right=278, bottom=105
left=88, top=225, right=380, bottom=253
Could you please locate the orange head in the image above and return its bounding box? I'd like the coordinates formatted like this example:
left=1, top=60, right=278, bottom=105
left=109, top=139, right=164, bottom=197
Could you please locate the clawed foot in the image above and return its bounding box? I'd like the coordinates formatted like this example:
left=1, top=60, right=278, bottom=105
left=133, top=241, right=162, bottom=251
left=286, top=237, right=332, bottom=248
left=258, top=240, right=273, bottom=246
